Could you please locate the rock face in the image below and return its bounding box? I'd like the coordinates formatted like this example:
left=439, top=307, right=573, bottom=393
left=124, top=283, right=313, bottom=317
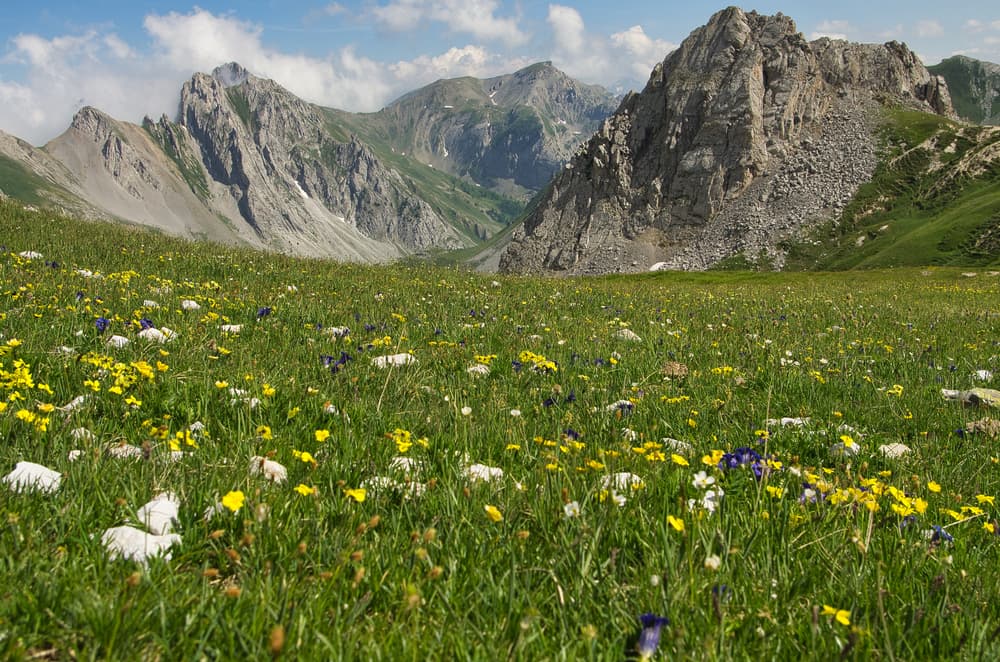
left=499, top=8, right=956, bottom=274
left=351, top=62, right=618, bottom=198
left=928, top=55, right=1000, bottom=125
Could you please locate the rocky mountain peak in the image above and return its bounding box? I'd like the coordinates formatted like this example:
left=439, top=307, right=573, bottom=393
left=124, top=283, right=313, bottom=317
left=499, top=7, right=956, bottom=275
left=212, top=62, right=251, bottom=88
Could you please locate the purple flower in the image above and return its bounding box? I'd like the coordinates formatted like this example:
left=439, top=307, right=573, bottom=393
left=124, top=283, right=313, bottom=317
left=139, top=318, right=155, bottom=330
left=636, top=613, right=669, bottom=660
left=257, top=306, right=272, bottom=319
left=95, top=317, right=110, bottom=333
left=930, top=525, right=954, bottom=544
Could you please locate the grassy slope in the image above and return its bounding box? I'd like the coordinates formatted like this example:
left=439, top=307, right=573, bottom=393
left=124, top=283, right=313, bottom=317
left=2, top=201, right=1000, bottom=659
left=782, top=109, right=1000, bottom=270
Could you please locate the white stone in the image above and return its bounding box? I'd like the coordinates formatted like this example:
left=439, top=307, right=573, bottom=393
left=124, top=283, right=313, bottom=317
left=70, top=427, right=95, bottom=441
left=220, top=324, right=243, bottom=334
left=615, top=328, right=642, bottom=342
left=467, top=363, right=491, bottom=377
left=18, top=250, right=42, bottom=259
left=136, top=492, right=180, bottom=535
left=465, top=463, right=504, bottom=483
left=180, top=299, right=201, bottom=311
left=371, top=353, right=417, bottom=368
left=107, top=443, right=144, bottom=459
left=101, top=526, right=181, bottom=564
left=3, top=461, right=61, bottom=493
left=601, top=472, right=644, bottom=491
left=106, top=335, right=130, bottom=348
left=879, top=443, right=912, bottom=459
left=138, top=328, right=169, bottom=343
left=249, top=456, right=287, bottom=483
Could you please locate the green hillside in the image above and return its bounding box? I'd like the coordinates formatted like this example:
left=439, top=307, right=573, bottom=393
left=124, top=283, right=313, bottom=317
left=781, top=109, right=1000, bottom=270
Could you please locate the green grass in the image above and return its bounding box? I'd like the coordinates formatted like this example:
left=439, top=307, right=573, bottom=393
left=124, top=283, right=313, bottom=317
left=783, top=109, right=1000, bottom=270
left=3, top=200, right=1000, bottom=659
left=0, top=155, right=61, bottom=207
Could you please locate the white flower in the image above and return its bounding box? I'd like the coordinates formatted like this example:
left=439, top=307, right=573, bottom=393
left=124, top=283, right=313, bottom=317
left=704, top=554, right=722, bottom=571
left=692, top=470, right=716, bottom=489
left=180, top=299, right=201, bottom=311
left=461, top=406, right=473, bottom=416
left=509, top=409, right=522, bottom=417
left=67, top=449, right=84, bottom=462
left=389, top=456, right=421, bottom=474
left=467, top=363, right=490, bottom=377
left=601, top=472, right=644, bottom=491
left=563, top=501, right=581, bottom=518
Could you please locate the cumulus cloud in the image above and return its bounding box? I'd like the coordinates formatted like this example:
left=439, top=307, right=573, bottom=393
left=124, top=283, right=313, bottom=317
left=915, top=19, right=944, bottom=38
left=0, top=8, right=533, bottom=145
left=371, top=0, right=527, bottom=45
left=809, top=20, right=852, bottom=41
left=546, top=5, right=675, bottom=86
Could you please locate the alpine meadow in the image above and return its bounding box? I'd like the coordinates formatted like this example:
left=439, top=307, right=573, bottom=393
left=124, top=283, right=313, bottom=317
left=2, top=200, right=1000, bottom=659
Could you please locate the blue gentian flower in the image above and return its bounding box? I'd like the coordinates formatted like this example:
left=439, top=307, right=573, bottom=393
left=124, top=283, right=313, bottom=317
left=257, top=306, right=272, bottom=319
left=139, top=318, right=155, bottom=330
left=930, top=525, right=954, bottom=544
left=636, top=613, right=669, bottom=660
left=95, top=317, right=110, bottom=333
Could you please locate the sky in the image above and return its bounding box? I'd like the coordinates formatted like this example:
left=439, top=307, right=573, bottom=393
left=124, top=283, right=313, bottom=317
left=1, top=1, right=998, bottom=145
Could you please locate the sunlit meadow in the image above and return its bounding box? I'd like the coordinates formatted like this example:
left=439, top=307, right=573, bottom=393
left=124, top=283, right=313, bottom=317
left=2, top=201, right=1000, bottom=660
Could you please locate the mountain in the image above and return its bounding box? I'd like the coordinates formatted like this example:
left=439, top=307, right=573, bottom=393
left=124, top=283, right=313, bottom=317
left=336, top=62, right=618, bottom=200
left=0, top=62, right=613, bottom=261
left=498, top=8, right=957, bottom=274
left=928, top=55, right=1000, bottom=125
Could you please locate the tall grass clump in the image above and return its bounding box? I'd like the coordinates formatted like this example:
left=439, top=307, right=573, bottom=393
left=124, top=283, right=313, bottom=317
left=1, top=201, right=1000, bottom=660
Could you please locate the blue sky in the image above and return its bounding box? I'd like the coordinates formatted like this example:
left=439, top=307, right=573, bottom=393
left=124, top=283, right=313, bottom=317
left=1, top=1, right=998, bottom=145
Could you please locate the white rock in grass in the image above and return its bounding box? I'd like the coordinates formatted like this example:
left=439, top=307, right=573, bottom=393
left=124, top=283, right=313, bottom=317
left=361, top=476, right=401, bottom=496
left=324, top=326, right=351, bottom=338
left=601, top=472, right=644, bottom=491
left=3, top=461, right=61, bottom=493
left=138, top=327, right=169, bottom=343
left=70, top=427, right=95, bottom=441
left=59, top=395, right=88, bottom=412
left=203, top=502, right=225, bottom=521
left=68, top=449, right=84, bottom=462
left=101, top=526, right=180, bottom=564
left=830, top=440, right=861, bottom=459
left=615, top=328, right=642, bottom=342
left=465, top=463, right=504, bottom=483
left=249, top=456, right=287, bottom=483
left=57, top=345, right=77, bottom=356
left=389, top=456, right=422, bottom=474
left=180, top=299, right=201, bottom=311
left=143, top=300, right=160, bottom=308
left=662, top=437, right=693, bottom=455
left=879, top=443, right=912, bottom=459
left=136, top=492, right=180, bottom=535
left=106, top=335, right=130, bottom=349
left=107, top=443, right=144, bottom=459
left=18, top=250, right=42, bottom=259
left=467, top=363, right=491, bottom=377
left=974, top=370, right=994, bottom=381
left=765, top=417, right=811, bottom=428
left=371, top=353, right=417, bottom=368
left=220, top=324, right=243, bottom=334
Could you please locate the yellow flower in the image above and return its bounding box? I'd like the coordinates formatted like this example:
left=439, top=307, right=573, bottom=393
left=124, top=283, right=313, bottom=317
left=256, top=425, right=273, bottom=440
left=294, top=484, right=316, bottom=496
left=344, top=488, right=366, bottom=503
left=766, top=485, right=784, bottom=499
left=821, top=605, right=851, bottom=626
left=667, top=515, right=685, bottom=532
left=221, top=490, right=245, bottom=512
left=315, top=429, right=331, bottom=443
left=927, top=481, right=942, bottom=493
left=839, top=434, right=855, bottom=449
left=484, top=504, right=503, bottom=522
left=287, top=406, right=301, bottom=419
left=670, top=454, right=689, bottom=466
left=262, top=383, right=276, bottom=397
left=292, top=450, right=317, bottom=466
left=976, top=494, right=995, bottom=506
left=215, top=380, right=229, bottom=389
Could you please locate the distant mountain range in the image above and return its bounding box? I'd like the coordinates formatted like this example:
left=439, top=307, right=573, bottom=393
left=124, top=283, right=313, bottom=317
left=1, top=9, right=999, bottom=274
left=0, top=61, right=617, bottom=261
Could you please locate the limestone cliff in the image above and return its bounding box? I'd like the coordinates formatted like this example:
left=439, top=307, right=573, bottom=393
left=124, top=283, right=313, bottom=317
left=499, top=7, right=955, bottom=274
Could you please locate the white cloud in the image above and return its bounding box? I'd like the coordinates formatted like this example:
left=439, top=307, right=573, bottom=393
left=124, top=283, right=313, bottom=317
left=916, top=19, right=944, bottom=38
left=810, top=20, right=851, bottom=41
left=546, top=5, right=675, bottom=86
left=390, top=45, right=530, bottom=85
left=371, top=0, right=526, bottom=46
left=965, top=19, right=985, bottom=32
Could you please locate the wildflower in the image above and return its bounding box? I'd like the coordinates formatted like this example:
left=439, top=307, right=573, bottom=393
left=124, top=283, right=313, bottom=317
left=256, top=425, right=273, bottom=440
left=294, top=484, right=316, bottom=496
left=667, top=515, right=685, bottom=532
left=221, top=490, right=245, bottom=513
left=766, top=485, right=784, bottom=499
left=292, top=450, right=317, bottom=466
left=821, top=605, right=851, bottom=626
left=257, top=307, right=272, bottom=319
left=704, top=554, right=722, bottom=571
left=315, top=429, right=331, bottom=443
left=929, top=525, right=954, bottom=544
left=344, top=488, right=366, bottom=503
left=636, top=613, right=669, bottom=660
left=692, top=471, right=716, bottom=489
left=670, top=453, right=689, bottom=467
left=927, top=481, right=941, bottom=493
left=976, top=494, right=995, bottom=506
left=95, top=317, right=110, bottom=333
left=461, top=406, right=473, bottom=416
left=886, top=384, right=904, bottom=397
left=563, top=501, right=581, bottom=518
left=484, top=504, right=503, bottom=522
